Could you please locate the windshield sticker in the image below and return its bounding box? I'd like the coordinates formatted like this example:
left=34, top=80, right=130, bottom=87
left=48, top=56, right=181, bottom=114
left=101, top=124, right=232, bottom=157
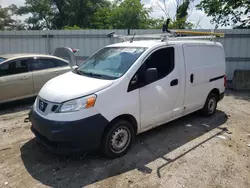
left=121, top=48, right=137, bottom=53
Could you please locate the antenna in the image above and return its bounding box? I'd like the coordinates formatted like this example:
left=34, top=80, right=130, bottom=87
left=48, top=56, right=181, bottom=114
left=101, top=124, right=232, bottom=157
left=130, top=33, right=136, bottom=43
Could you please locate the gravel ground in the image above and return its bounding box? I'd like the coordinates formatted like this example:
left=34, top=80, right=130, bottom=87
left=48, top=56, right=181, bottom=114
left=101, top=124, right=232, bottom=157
left=0, top=90, right=249, bottom=188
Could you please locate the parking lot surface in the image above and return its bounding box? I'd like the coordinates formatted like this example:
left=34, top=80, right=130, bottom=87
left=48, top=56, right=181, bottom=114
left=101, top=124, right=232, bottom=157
left=0, top=90, right=249, bottom=188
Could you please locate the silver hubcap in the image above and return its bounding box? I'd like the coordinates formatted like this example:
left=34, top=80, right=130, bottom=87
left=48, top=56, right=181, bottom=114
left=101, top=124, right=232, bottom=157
left=208, top=97, right=216, bottom=113
left=110, top=126, right=131, bottom=153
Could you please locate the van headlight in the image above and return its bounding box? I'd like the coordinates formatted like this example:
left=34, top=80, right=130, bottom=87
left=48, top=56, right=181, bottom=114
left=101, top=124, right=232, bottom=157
left=58, top=95, right=96, bottom=113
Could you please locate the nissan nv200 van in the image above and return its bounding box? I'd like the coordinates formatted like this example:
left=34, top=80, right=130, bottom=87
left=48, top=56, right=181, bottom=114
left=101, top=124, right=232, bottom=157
left=29, top=39, right=226, bottom=158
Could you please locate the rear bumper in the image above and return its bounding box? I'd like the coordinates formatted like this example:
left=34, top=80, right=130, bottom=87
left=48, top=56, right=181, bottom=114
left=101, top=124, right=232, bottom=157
left=29, top=109, right=109, bottom=154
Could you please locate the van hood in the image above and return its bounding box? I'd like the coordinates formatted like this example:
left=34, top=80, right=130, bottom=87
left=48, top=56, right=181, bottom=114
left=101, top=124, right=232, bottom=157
left=39, top=71, right=113, bottom=103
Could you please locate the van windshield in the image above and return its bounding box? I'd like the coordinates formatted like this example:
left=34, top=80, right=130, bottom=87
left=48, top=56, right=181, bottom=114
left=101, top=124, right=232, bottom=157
left=75, top=47, right=146, bottom=79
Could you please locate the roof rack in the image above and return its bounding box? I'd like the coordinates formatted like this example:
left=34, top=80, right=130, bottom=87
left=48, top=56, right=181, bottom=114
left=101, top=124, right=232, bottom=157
left=110, top=19, right=225, bottom=43
left=112, top=30, right=224, bottom=43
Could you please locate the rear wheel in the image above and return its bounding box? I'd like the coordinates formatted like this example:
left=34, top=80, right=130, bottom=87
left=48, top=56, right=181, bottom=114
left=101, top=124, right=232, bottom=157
left=101, top=119, right=135, bottom=158
left=201, top=93, right=218, bottom=116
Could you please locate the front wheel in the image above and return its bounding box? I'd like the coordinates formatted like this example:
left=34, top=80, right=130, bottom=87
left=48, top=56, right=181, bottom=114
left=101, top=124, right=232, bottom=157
left=101, top=119, right=135, bottom=158
left=201, top=93, right=218, bottom=116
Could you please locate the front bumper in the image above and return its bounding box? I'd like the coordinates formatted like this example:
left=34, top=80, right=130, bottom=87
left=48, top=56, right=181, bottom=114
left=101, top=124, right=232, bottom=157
left=29, top=109, right=109, bottom=154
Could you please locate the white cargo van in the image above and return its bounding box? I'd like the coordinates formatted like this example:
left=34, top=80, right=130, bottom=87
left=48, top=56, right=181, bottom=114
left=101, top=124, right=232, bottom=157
left=29, top=38, right=226, bottom=158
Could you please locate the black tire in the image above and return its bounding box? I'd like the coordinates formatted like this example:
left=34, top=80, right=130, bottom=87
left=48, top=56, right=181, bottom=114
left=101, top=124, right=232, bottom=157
left=101, top=119, right=135, bottom=158
left=201, top=92, right=218, bottom=116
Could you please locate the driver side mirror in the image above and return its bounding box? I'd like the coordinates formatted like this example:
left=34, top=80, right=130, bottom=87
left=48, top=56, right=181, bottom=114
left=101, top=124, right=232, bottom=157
left=144, top=68, right=158, bottom=84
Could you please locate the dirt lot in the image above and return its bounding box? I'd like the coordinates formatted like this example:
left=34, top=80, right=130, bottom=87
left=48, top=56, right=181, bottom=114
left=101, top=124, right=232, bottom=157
left=0, top=90, right=249, bottom=188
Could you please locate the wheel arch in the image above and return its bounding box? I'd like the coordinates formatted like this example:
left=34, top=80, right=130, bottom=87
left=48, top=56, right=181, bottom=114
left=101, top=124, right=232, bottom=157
left=102, top=114, right=138, bottom=140
left=110, top=114, right=138, bottom=134
left=209, top=88, right=220, bottom=101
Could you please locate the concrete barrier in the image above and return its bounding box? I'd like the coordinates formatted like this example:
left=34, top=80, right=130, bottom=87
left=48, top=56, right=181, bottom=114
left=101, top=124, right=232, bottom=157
left=232, top=70, right=250, bottom=91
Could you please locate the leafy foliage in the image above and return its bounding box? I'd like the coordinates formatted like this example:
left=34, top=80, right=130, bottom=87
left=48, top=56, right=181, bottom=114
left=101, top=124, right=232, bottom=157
left=16, top=0, right=111, bottom=29
left=91, top=5, right=113, bottom=29
left=175, top=0, right=194, bottom=29
left=17, top=0, right=55, bottom=30
left=0, top=0, right=183, bottom=30
left=0, top=5, right=25, bottom=30
left=156, top=0, right=194, bottom=29
left=110, top=0, right=152, bottom=29
left=196, top=0, right=250, bottom=28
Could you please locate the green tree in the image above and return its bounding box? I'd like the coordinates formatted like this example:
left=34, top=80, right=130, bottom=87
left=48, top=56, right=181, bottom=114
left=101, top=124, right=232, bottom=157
left=83, top=0, right=162, bottom=29
left=175, top=0, right=193, bottom=28
left=91, top=6, right=113, bottom=29
left=17, top=0, right=55, bottom=30
left=16, top=0, right=112, bottom=29
left=0, top=5, right=25, bottom=30
left=196, top=0, right=250, bottom=28
left=155, top=0, right=194, bottom=29
left=0, top=6, right=14, bottom=30
left=9, top=0, right=167, bottom=30
left=55, top=0, right=111, bottom=28
left=110, top=0, right=152, bottom=29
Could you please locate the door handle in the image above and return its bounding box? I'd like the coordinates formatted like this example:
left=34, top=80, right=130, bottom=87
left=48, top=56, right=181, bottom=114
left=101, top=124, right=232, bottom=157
left=20, top=76, right=29, bottom=80
left=190, top=74, right=194, bottom=83
left=170, top=79, right=178, bottom=86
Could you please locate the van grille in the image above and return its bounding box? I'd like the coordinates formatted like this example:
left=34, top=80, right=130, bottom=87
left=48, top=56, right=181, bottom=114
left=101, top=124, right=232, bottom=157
left=38, top=99, right=48, bottom=112
left=36, top=97, right=60, bottom=115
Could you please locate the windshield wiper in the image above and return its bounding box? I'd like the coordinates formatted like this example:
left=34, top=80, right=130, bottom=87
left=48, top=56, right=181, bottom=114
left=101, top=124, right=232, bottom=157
left=84, top=72, right=103, bottom=78
left=75, top=70, right=103, bottom=78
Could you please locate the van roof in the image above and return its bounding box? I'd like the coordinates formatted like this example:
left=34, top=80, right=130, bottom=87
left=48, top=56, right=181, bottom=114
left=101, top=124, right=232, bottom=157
left=107, top=40, right=222, bottom=48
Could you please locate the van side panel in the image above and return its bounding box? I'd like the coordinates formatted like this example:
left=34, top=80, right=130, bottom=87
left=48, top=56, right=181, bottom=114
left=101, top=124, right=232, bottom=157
left=183, top=44, right=225, bottom=114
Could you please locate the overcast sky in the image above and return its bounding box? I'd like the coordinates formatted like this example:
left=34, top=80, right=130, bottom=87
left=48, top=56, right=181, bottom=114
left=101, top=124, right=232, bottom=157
left=0, top=0, right=219, bottom=29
